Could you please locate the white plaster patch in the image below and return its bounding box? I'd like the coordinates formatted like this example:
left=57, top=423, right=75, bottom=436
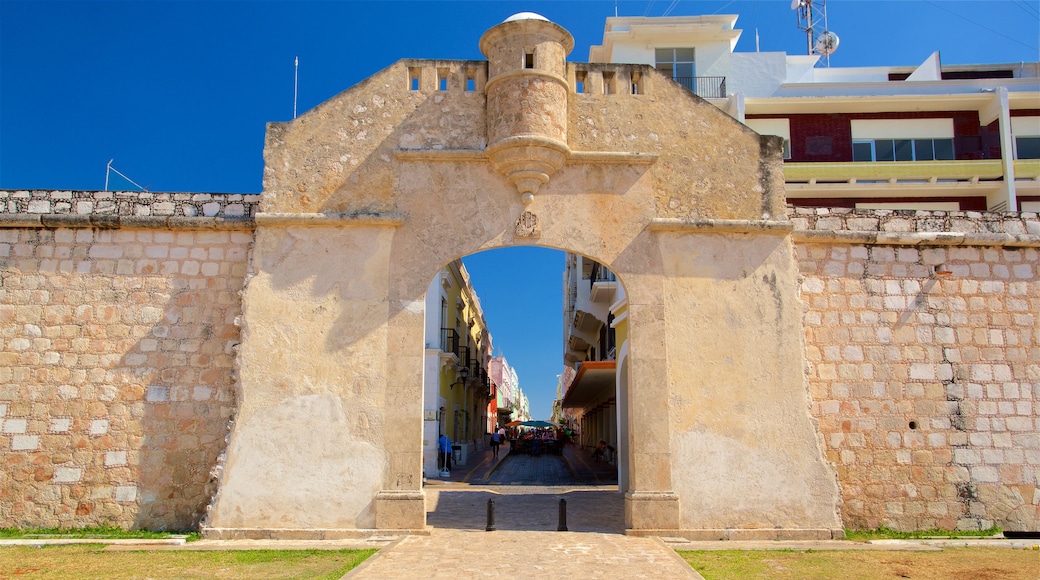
left=402, top=300, right=425, bottom=314
left=209, top=392, right=383, bottom=529
left=115, top=486, right=138, bottom=502
left=672, top=430, right=840, bottom=530
left=2, top=418, right=27, bottom=434
left=105, top=451, right=128, bottom=467
left=53, top=467, right=83, bottom=483
left=12, top=435, right=39, bottom=451
left=8, top=338, right=30, bottom=351
left=90, top=419, right=110, bottom=436
left=146, top=385, right=169, bottom=402
left=49, top=417, right=72, bottom=433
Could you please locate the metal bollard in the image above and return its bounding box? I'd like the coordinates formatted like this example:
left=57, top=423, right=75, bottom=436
left=557, top=498, right=568, bottom=531
left=486, top=498, right=496, bottom=532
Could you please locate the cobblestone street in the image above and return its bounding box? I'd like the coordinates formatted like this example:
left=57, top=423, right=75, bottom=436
left=485, top=453, right=576, bottom=486
left=348, top=486, right=700, bottom=579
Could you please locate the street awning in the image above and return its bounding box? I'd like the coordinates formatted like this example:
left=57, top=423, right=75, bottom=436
left=561, top=360, right=616, bottom=409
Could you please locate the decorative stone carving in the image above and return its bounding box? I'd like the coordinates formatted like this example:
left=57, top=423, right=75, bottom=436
left=514, top=210, right=540, bottom=238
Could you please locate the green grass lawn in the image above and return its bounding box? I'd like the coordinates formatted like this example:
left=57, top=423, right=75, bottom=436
left=679, top=547, right=1039, bottom=580
left=0, top=544, right=376, bottom=579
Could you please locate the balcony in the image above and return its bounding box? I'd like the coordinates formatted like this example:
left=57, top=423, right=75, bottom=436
left=440, top=328, right=460, bottom=360
left=673, top=76, right=727, bottom=99
left=784, top=159, right=1006, bottom=184
left=589, top=263, right=618, bottom=304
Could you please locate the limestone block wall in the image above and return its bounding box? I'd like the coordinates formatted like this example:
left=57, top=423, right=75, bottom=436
left=793, top=208, right=1040, bottom=532
left=0, top=190, right=256, bottom=530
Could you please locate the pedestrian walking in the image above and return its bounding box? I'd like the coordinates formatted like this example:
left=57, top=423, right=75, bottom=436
left=438, top=433, right=452, bottom=476
left=490, top=430, right=502, bottom=458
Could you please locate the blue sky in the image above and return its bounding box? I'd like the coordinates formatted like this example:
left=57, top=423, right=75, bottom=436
left=2, top=1, right=1038, bottom=419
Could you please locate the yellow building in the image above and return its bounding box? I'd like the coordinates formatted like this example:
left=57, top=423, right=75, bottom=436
left=422, top=260, right=493, bottom=477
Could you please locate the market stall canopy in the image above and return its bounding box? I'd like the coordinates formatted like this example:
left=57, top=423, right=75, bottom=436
left=520, top=420, right=558, bottom=428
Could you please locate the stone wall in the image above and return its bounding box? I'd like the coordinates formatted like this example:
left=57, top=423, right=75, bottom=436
left=0, top=191, right=255, bottom=530
left=794, top=207, right=1040, bottom=532
left=0, top=190, right=253, bottom=221
left=1, top=192, right=1037, bottom=533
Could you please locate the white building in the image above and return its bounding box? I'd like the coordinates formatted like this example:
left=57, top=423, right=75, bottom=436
left=589, top=14, right=1040, bottom=213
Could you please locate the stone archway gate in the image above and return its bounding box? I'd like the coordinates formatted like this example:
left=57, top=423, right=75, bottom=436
left=204, top=14, right=843, bottom=539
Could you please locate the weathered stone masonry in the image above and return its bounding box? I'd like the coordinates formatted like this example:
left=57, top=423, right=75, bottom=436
left=793, top=207, right=1039, bottom=532
left=0, top=190, right=256, bottom=530
left=1, top=191, right=1035, bottom=532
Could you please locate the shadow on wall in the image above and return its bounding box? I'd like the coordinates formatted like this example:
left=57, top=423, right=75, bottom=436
left=0, top=227, right=245, bottom=532
left=128, top=280, right=239, bottom=531
left=259, top=62, right=654, bottom=356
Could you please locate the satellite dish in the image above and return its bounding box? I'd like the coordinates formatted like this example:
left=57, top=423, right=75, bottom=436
left=791, top=0, right=802, bottom=9
left=815, top=30, right=840, bottom=56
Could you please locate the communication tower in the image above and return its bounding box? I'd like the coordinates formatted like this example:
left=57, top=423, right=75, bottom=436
left=792, top=0, right=839, bottom=66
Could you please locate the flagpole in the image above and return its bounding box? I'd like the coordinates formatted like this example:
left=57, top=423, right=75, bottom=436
left=293, top=56, right=299, bottom=119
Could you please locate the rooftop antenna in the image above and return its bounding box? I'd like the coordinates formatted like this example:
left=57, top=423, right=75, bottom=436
left=792, top=0, right=839, bottom=67
left=293, top=56, right=299, bottom=119
left=104, top=159, right=149, bottom=192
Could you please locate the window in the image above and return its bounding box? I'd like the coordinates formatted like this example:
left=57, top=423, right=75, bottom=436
left=1016, top=136, right=1040, bottom=159
left=524, top=50, right=535, bottom=69
left=437, top=68, right=449, bottom=91
left=575, top=70, right=587, bottom=94
left=631, top=71, right=643, bottom=95
left=409, top=67, right=421, bottom=91
left=603, top=71, right=615, bottom=95
left=655, top=47, right=695, bottom=80
left=852, top=138, right=954, bottom=162
left=1012, top=117, right=1040, bottom=159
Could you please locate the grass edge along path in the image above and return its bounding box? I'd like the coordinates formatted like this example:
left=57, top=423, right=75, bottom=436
left=843, top=526, right=1003, bottom=541
left=678, top=546, right=1039, bottom=580
left=0, top=525, right=197, bottom=541
left=0, top=544, right=378, bottom=580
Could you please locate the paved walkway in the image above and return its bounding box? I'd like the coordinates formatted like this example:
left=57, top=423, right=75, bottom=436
left=429, top=441, right=618, bottom=486
left=345, top=529, right=703, bottom=579
left=346, top=444, right=697, bottom=578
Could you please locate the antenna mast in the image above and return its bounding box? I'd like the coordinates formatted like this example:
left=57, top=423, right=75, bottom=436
left=793, top=0, right=839, bottom=67
left=293, top=56, right=299, bottom=119
left=104, top=160, right=149, bottom=192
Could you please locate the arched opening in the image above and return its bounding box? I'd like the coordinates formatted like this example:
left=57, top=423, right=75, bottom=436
left=419, top=246, right=629, bottom=532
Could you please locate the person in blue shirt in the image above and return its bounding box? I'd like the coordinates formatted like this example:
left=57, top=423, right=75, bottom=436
left=490, top=430, right=501, bottom=458
left=437, top=433, right=452, bottom=471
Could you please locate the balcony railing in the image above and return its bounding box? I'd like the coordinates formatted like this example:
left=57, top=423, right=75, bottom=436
left=673, top=76, right=726, bottom=99
left=440, top=328, right=459, bottom=358
left=589, top=262, right=617, bottom=283
left=783, top=159, right=1006, bottom=184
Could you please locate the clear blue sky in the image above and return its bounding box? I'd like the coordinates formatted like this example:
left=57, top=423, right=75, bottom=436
left=2, top=1, right=1037, bottom=419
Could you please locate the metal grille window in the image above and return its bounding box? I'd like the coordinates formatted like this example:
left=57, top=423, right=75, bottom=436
left=852, top=138, right=954, bottom=162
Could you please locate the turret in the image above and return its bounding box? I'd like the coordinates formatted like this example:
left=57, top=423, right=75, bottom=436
left=480, top=12, right=574, bottom=204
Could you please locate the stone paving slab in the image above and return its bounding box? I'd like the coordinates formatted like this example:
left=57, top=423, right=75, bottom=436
left=345, top=529, right=704, bottom=579
left=427, top=487, right=624, bottom=533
